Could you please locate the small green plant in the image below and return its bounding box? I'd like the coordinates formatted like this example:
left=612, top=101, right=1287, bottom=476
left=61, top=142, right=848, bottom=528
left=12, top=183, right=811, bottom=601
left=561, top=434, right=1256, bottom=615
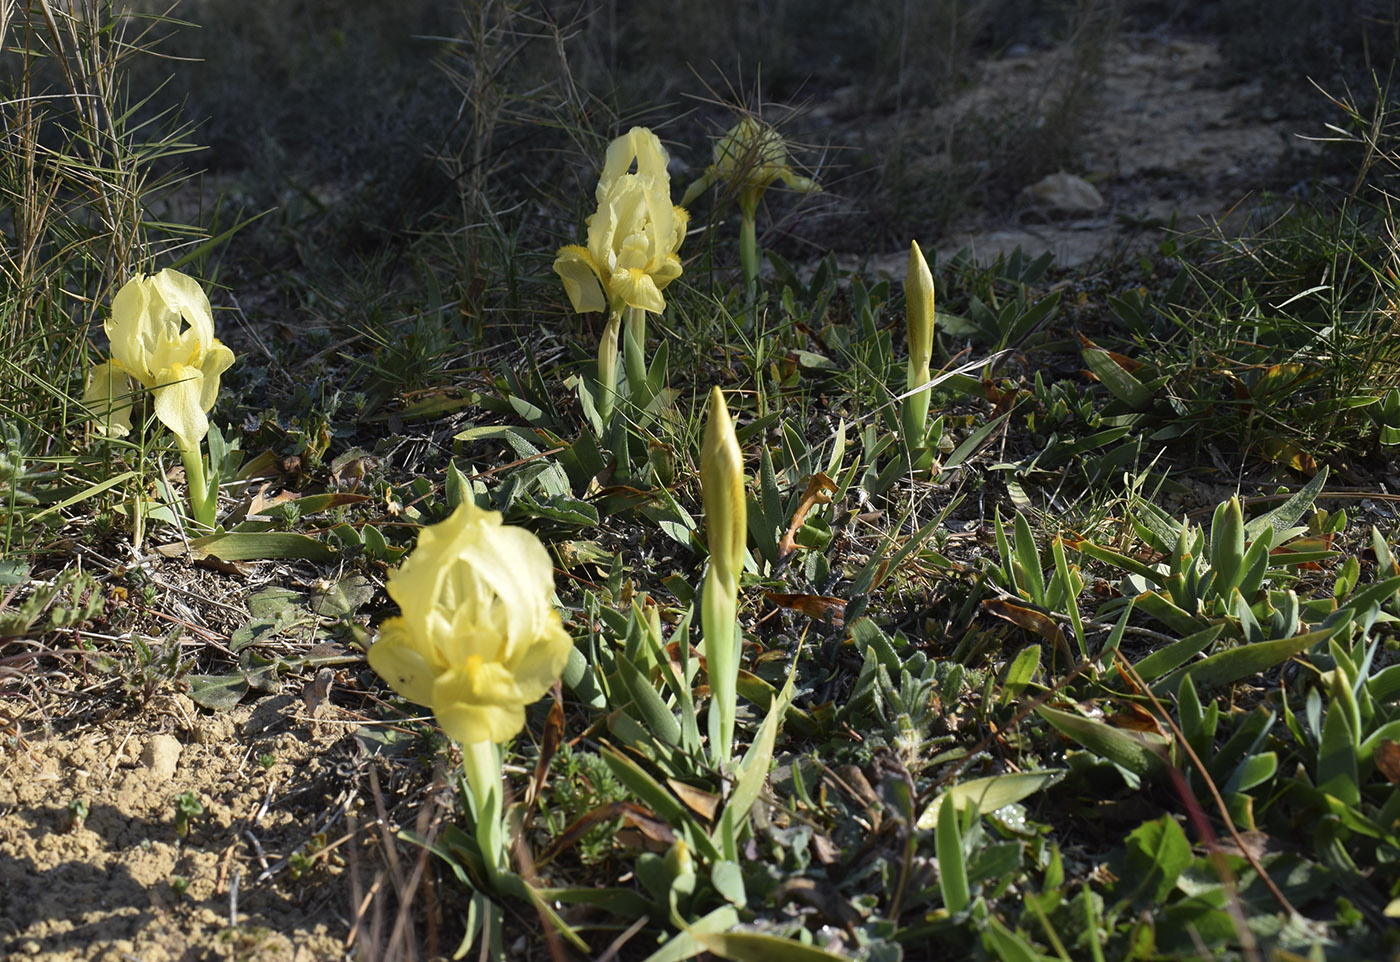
left=169, top=876, right=189, bottom=898
left=66, top=797, right=89, bottom=832
left=173, top=791, right=203, bottom=838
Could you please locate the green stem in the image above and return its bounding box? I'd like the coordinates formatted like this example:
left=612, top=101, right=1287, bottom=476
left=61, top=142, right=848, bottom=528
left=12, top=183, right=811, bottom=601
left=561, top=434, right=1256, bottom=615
left=739, top=213, right=759, bottom=298
left=596, top=309, right=622, bottom=426
left=177, top=439, right=215, bottom=529
left=463, top=739, right=505, bottom=883
left=622, top=306, right=648, bottom=403
left=703, top=570, right=740, bottom=768
left=901, top=362, right=931, bottom=456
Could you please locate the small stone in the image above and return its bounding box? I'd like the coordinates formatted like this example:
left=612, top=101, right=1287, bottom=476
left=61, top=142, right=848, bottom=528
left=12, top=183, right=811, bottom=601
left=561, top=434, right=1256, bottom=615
left=139, top=733, right=182, bottom=780
left=1021, top=172, right=1105, bottom=213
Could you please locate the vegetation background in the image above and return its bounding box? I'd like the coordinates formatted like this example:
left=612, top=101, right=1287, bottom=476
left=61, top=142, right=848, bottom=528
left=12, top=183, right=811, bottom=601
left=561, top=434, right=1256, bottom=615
left=4, top=0, right=1400, bottom=959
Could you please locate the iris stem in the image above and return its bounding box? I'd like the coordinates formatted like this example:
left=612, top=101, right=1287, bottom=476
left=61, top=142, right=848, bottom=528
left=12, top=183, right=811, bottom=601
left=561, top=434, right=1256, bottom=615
left=703, top=570, right=740, bottom=768
left=739, top=213, right=759, bottom=299
left=901, top=364, right=931, bottom=456
left=463, top=739, right=505, bottom=883
left=596, top=310, right=622, bottom=426
left=177, top=440, right=215, bottom=529
left=622, top=306, right=648, bottom=403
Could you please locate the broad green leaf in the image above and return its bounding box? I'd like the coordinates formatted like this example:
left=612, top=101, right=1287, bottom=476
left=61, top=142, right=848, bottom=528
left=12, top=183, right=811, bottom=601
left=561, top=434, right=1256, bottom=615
left=1318, top=704, right=1361, bottom=807
left=1036, top=704, right=1166, bottom=778
left=696, top=931, right=853, bottom=962
left=1222, top=751, right=1277, bottom=794
left=936, top=796, right=970, bottom=913
left=641, top=906, right=741, bottom=962
left=999, top=644, right=1042, bottom=704
left=1122, top=816, right=1192, bottom=907
left=1133, top=590, right=1206, bottom=636
left=1082, top=347, right=1154, bottom=408
left=1243, top=466, right=1329, bottom=543
left=1129, top=625, right=1223, bottom=683
left=1153, top=622, right=1341, bottom=695
left=184, top=531, right=337, bottom=562
left=185, top=672, right=248, bottom=710
left=917, top=770, right=1065, bottom=829
left=617, top=651, right=683, bottom=748
left=981, top=917, right=1040, bottom=962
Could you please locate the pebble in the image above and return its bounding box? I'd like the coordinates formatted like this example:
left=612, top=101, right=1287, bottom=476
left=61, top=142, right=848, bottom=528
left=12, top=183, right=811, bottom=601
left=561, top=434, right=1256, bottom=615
left=139, top=734, right=182, bottom=780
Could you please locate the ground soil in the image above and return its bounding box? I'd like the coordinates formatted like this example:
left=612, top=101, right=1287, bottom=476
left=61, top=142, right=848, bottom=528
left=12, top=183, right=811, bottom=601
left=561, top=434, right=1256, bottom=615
left=0, top=28, right=1333, bottom=962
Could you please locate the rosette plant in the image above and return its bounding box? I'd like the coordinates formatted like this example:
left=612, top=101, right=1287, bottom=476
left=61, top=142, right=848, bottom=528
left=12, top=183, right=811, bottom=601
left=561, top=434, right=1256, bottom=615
left=554, top=126, right=688, bottom=422
left=367, top=502, right=574, bottom=880
left=82, top=269, right=235, bottom=528
left=681, top=117, right=819, bottom=291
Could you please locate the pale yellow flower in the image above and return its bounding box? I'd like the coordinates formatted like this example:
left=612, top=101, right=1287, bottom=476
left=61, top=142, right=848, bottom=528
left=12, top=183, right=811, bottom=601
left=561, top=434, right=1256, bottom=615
left=681, top=117, right=819, bottom=218
left=368, top=503, right=573, bottom=746
left=553, top=126, right=688, bottom=316
left=82, top=269, right=235, bottom=450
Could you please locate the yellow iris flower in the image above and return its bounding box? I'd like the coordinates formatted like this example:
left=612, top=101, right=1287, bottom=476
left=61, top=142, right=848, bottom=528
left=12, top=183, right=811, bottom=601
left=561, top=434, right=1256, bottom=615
left=553, top=126, right=688, bottom=317
left=368, top=502, right=573, bottom=746
left=681, top=117, right=819, bottom=219
left=82, top=269, right=236, bottom=451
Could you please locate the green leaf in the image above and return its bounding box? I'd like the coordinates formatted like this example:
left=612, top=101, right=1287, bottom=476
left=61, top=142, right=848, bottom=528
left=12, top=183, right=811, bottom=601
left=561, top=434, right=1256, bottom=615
left=309, top=573, right=376, bottom=617
left=999, top=644, right=1042, bottom=704
left=1082, top=347, right=1154, bottom=408
left=981, top=917, right=1040, bottom=962
left=709, top=860, right=746, bottom=906
left=1129, top=625, right=1223, bottom=683
left=1036, top=704, right=1166, bottom=778
left=695, top=931, right=851, bottom=962
left=1122, top=816, right=1192, bottom=907
left=935, top=796, right=970, bottom=913
left=1318, top=703, right=1361, bottom=807
left=1243, top=466, right=1329, bottom=543
left=617, top=651, right=683, bottom=749
left=185, top=672, right=248, bottom=710
left=1153, top=622, right=1341, bottom=695
left=182, top=531, right=337, bottom=562
left=640, top=906, right=741, bottom=962
left=918, top=770, right=1065, bottom=829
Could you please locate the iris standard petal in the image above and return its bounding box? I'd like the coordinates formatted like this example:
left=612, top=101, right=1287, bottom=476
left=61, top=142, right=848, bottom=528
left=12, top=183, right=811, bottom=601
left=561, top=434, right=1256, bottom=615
left=150, top=267, right=215, bottom=351
left=107, top=277, right=159, bottom=385
left=457, top=515, right=558, bottom=653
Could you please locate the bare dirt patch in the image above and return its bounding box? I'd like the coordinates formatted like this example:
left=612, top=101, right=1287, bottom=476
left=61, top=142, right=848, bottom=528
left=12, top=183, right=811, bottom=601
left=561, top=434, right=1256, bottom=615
left=0, top=687, right=435, bottom=961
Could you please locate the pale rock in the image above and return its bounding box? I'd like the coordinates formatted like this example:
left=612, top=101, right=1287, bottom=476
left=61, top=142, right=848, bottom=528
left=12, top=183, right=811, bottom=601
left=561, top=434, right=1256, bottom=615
left=1021, top=172, right=1105, bottom=213
left=139, top=733, right=182, bottom=780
